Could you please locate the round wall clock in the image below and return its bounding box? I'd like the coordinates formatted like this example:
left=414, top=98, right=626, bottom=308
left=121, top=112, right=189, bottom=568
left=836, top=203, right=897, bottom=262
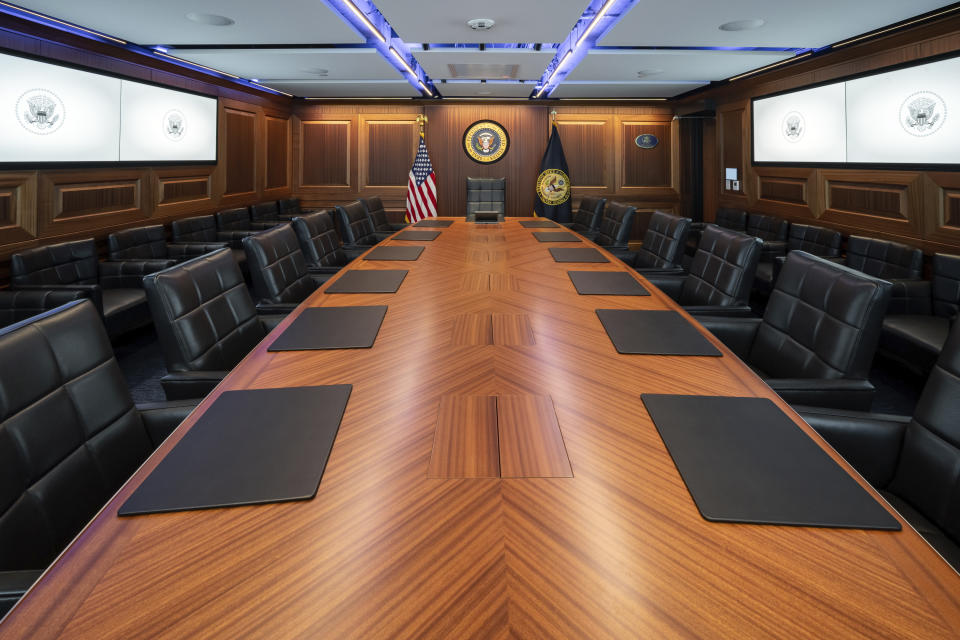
left=463, top=120, right=509, bottom=164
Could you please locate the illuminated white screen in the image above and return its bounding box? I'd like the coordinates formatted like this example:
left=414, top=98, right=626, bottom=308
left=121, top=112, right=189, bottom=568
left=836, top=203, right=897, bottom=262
left=752, top=83, right=846, bottom=163
left=846, top=56, right=960, bottom=164
left=119, top=81, right=217, bottom=162
left=0, top=53, right=121, bottom=162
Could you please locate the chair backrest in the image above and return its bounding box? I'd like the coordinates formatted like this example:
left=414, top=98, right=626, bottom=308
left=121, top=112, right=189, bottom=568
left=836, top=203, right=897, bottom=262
left=337, top=200, right=377, bottom=244
left=785, top=223, right=842, bottom=257
left=680, top=225, right=761, bottom=307
left=292, top=211, right=348, bottom=268
left=243, top=224, right=316, bottom=305
left=108, top=225, right=169, bottom=260
left=466, top=177, right=505, bottom=216
left=278, top=198, right=301, bottom=217
left=931, top=253, right=960, bottom=319
left=250, top=201, right=281, bottom=222
left=888, top=318, right=960, bottom=546
left=11, top=239, right=99, bottom=286
left=714, top=208, right=748, bottom=232
left=632, top=211, right=691, bottom=269
left=142, top=249, right=265, bottom=372
left=0, top=300, right=153, bottom=571
left=171, top=215, right=218, bottom=243
left=570, top=196, right=605, bottom=233
left=216, top=207, right=253, bottom=231
left=361, top=196, right=391, bottom=232
left=749, top=251, right=891, bottom=380
left=593, top=202, right=636, bottom=248
left=846, top=236, right=923, bottom=280
left=746, top=212, right=789, bottom=242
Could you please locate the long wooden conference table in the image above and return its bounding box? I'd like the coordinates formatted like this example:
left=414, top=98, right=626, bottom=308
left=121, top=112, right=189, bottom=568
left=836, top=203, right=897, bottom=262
left=2, top=218, right=959, bottom=638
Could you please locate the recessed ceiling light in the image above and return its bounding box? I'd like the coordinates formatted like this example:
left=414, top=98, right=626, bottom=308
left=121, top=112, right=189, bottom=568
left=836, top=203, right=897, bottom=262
left=466, top=18, right=495, bottom=31
left=185, top=12, right=235, bottom=26
left=719, top=19, right=765, bottom=31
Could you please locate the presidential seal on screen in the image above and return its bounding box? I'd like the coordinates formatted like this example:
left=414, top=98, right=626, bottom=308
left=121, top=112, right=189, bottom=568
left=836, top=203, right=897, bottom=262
left=463, top=120, right=508, bottom=164
left=17, top=89, right=65, bottom=135
left=163, top=109, right=187, bottom=141
left=781, top=111, right=805, bottom=142
left=536, top=168, right=570, bottom=206
left=900, top=91, right=946, bottom=137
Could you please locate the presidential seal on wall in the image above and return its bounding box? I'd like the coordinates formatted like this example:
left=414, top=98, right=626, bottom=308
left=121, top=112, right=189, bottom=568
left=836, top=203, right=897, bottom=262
left=463, top=120, right=508, bottom=164
left=536, top=168, right=570, bottom=206
left=900, top=91, right=946, bottom=137
left=17, top=88, right=65, bottom=135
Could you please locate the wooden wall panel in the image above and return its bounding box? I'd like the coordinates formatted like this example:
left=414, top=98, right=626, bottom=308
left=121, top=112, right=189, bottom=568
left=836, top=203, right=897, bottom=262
left=362, top=118, right=418, bottom=188
left=224, top=109, right=257, bottom=196
left=949, top=194, right=960, bottom=227
left=620, top=123, right=671, bottom=187
left=265, top=116, right=289, bottom=191
left=555, top=120, right=609, bottom=187
left=301, top=121, right=351, bottom=187
left=827, top=182, right=906, bottom=219
left=158, top=176, right=210, bottom=205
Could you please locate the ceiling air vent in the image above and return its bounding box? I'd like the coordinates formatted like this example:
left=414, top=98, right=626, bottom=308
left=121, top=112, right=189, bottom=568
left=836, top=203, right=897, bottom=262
left=466, top=18, right=495, bottom=31
left=448, top=64, right=520, bottom=79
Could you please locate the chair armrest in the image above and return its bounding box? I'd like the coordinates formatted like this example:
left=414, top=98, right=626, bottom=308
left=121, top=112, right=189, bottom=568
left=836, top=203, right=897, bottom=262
left=760, top=240, right=788, bottom=261
left=605, top=247, right=634, bottom=261
left=248, top=221, right=281, bottom=231
left=99, top=260, right=176, bottom=289
left=136, top=399, right=201, bottom=447
left=634, top=266, right=686, bottom=277
left=167, top=242, right=229, bottom=261
left=309, top=272, right=334, bottom=286
left=696, top=316, right=762, bottom=359
left=373, top=231, right=393, bottom=242
left=341, top=246, right=368, bottom=261
left=766, top=378, right=876, bottom=411
left=888, top=279, right=932, bottom=315
left=258, top=313, right=288, bottom=332
left=0, top=569, right=43, bottom=617
left=385, top=222, right=408, bottom=231
left=682, top=305, right=754, bottom=317
left=10, top=284, right=103, bottom=315
left=307, top=265, right=343, bottom=274
left=643, top=273, right=685, bottom=301
left=216, top=230, right=259, bottom=249
left=795, top=405, right=910, bottom=487
left=160, top=371, right=229, bottom=401
left=689, top=222, right=708, bottom=231
left=256, top=302, right=298, bottom=315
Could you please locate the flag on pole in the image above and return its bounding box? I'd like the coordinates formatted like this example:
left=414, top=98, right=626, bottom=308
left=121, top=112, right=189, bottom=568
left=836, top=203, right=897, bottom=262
left=405, top=133, right=437, bottom=222
left=534, top=123, right=572, bottom=222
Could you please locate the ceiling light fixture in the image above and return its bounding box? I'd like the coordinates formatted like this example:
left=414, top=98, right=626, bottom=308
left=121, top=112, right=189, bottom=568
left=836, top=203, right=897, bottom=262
left=466, top=18, right=495, bottom=31
left=342, top=0, right=385, bottom=42
left=418, top=80, right=433, bottom=96
left=718, top=19, right=765, bottom=31
left=389, top=47, right=415, bottom=75
left=576, top=0, right=615, bottom=47
left=727, top=51, right=811, bottom=81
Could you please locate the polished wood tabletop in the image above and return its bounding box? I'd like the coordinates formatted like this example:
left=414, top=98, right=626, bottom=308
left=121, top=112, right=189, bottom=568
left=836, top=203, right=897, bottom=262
left=3, top=219, right=959, bottom=639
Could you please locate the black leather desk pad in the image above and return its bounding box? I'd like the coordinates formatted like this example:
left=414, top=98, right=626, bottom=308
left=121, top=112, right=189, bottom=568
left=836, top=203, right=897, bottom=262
left=118, top=386, right=352, bottom=516
left=413, top=219, right=453, bottom=227
left=533, top=231, right=580, bottom=242
left=596, top=309, right=721, bottom=356
left=324, top=270, right=407, bottom=294
left=364, top=246, right=424, bottom=261
left=518, top=219, right=559, bottom=228
left=550, top=247, right=609, bottom=263
left=394, top=230, right=441, bottom=241
left=641, top=395, right=901, bottom=530
left=268, top=306, right=387, bottom=351
left=569, top=271, right=649, bottom=296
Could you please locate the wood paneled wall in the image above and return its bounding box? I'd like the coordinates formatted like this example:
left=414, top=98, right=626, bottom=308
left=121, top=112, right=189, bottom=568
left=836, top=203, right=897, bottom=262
left=693, top=14, right=960, bottom=254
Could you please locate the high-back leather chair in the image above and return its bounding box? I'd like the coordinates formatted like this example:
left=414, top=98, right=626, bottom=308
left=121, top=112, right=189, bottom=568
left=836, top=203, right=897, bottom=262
left=243, top=224, right=322, bottom=307
left=844, top=235, right=923, bottom=280
left=337, top=200, right=390, bottom=246
left=250, top=201, right=288, bottom=224
left=278, top=198, right=303, bottom=218
left=143, top=249, right=284, bottom=400
left=623, top=210, right=691, bottom=272
left=593, top=201, right=635, bottom=254
left=171, top=214, right=251, bottom=271
left=563, top=197, right=605, bottom=235
left=10, top=238, right=164, bottom=338
left=216, top=206, right=277, bottom=233
left=466, top=177, right=505, bottom=217
left=799, top=317, right=960, bottom=570
left=109, top=224, right=225, bottom=263
left=292, top=211, right=358, bottom=273
left=746, top=212, right=789, bottom=262
left=646, top=225, right=761, bottom=315
left=362, top=196, right=407, bottom=232
left=0, top=289, right=90, bottom=330
left=686, top=207, right=748, bottom=256
left=756, top=223, right=842, bottom=293
left=700, top=251, right=892, bottom=410
left=0, top=300, right=196, bottom=615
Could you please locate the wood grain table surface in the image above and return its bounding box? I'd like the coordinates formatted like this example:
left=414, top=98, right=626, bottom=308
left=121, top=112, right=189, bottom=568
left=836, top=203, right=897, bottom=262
left=2, top=218, right=959, bottom=639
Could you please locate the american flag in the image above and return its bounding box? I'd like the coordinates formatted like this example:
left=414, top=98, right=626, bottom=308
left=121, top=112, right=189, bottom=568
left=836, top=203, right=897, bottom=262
left=405, top=134, right=437, bottom=222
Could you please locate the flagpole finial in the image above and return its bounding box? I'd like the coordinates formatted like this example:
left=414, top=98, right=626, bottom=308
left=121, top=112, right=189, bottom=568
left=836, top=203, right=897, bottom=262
left=550, top=110, right=558, bottom=125
left=416, top=114, right=428, bottom=136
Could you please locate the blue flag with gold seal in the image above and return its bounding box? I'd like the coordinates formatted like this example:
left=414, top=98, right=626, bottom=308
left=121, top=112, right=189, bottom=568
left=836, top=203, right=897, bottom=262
left=534, top=124, right=572, bottom=222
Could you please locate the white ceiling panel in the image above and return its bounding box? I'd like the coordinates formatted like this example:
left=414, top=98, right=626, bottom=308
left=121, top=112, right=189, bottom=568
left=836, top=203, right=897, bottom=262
left=264, top=80, right=421, bottom=98
left=438, top=82, right=537, bottom=97
left=173, top=49, right=402, bottom=81
left=419, top=49, right=556, bottom=80
left=603, top=0, right=954, bottom=48
left=550, top=82, right=708, bottom=98
left=14, top=0, right=364, bottom=45
left=376, top=0, right=586, bottom=44
left=567, top=49, right=795, bottom=82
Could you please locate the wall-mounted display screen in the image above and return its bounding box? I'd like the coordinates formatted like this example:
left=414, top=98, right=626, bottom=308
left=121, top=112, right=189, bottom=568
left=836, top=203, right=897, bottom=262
left=752, top=54, right=960, bottom=168
left=0, top=50, right=217, bottom=165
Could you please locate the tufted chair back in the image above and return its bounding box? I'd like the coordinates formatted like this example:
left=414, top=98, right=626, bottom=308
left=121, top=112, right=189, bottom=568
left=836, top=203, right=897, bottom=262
left=845, top=236, right=923, bottom=280
left=630, top=211, right=691, bottom=269
left=466, top=177, right=505, bottom=216
left=337, top=200, right=379, bottom=245
left=11, top=239, right=99, bottom=286
left=786, top=224, right=842, bottom=257
left=292, top=211, right=349, bottom=268
left=171, top=215, right=218, bottom=243
left=108, top=225, right=169, bottom=260
left=568, top=197, right=605, bottom=234
left=594, top=202, right=635, bottom=248
left=243, top=224, right=317, bottom=305
left=279, top=198, right=302, bottom=218
left=362, top=196, right=391, bottom=231
left=746, top=212, right=789, bottom=242
left=250, top=201, right=282, bottom=223
left=714, top=208, right=748, bottom=232
left=215, top=207, right=254, bottom=231
left=679, top=225, right=761, bottom=307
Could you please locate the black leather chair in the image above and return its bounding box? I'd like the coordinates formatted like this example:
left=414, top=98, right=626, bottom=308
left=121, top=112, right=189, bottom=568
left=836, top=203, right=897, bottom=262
left=142, top=249, right=285, bottom=400
left=745, top=212, right=790, bottom=262
left=466, top=177, right=505, bottom=217
left=839, top=236, right=923, bottom=315
left=250, top=201, right=291, bottom=225
left=592, top=201, right=635, bottom=258
left=0, top=299, right=197, bottom=616
left=292, top=210, right=362, bottom=273
left=171, top=214, right=252, bottom=273
left=563, top=196, right=606, bottom=235
left=686, top=207, right=747, bottom=256
left=699, top=251, right=892, bottom=410
left=278, top=198, right=319, bottom=219
left=880, top=253, right=960, bottom=377
left=243, top=224, right=326, bottom=309
left=10, top=239, right=163, bottom=338
left=621, top=210, right=691, bottom=273
left=646, top=225, right=762, bottom=316
left=216, top=206, right=277, bottom=233
left=108, top=224, right=226, bottom=264
left=756, top=223, right=842, bottom=294
left=798, top=316, right=960, bottom=570
left=337, top=200, right=391, bottom=246
left=363, top=196, right=407, bottom=233
left=0, top=288, right=91, bottom=330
